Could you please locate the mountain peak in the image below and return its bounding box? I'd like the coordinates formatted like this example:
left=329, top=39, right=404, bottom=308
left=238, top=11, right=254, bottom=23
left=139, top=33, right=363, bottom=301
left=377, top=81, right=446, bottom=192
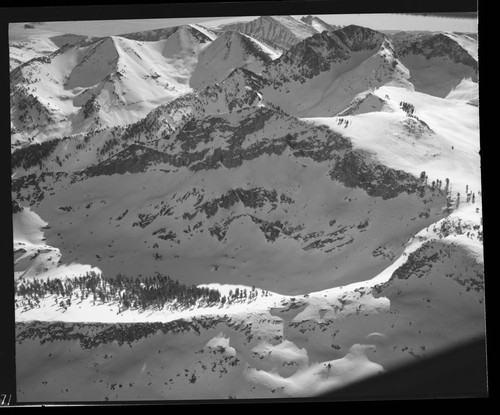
left=393, top=30, right=477, bottom=71
left=270, top=24, right=386, bottom=74
left=334, top=25, right=386, bottom=50
left=119, top=24, right=214, bottom=46
left=222, top=66, right=265, bottom=92
left=119, top=26, right=178, bottom=41
left=300, top=15, right=339, bottom=32
left=189, top=30, right=278, bottom=89
left=158, top=24, right=214, bottom=58
left=64, top=36, right=121, bottom=90
left=256, top=15, right=318, bottom=36
left=221, top=15, right=317, bottom=49
left=300, top=15, right=315, bottom=23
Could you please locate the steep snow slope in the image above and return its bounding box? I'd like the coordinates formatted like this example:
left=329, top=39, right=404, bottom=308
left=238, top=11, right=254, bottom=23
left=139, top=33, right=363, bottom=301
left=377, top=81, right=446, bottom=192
left=445, top=32, right=478, bottom=61
left=445, top=77, right=478, bottom=105
left=13, top=205, right=100, bottom=281
left=189, top=24, right=220, bottom=41
left=189, top=31, right=281, bottom=89
left=9, top=37, right=60, bottom=71
left=337, top=91, right=391, bottom=116
left=221, top=15, right=318, bottom=50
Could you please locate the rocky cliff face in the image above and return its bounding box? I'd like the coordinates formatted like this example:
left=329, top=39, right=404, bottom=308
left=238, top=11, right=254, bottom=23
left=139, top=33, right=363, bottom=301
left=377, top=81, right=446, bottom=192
left=259, top=25, right=411, bottom=117
left=328, top=150, right=421, bottom=200
left=10, top=85, right=58, bottom=134
left=390, top=32, right=478, bottom=97
left=264, top=25, right=386, bottom=85
left=394, top=32, right=477, bottom=69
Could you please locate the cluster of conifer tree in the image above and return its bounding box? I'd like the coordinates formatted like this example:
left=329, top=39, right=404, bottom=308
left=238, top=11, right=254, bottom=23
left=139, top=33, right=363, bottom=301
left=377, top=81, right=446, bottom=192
left=99, top=137, right=121, bottom=156
left=15, top=271, right=223, bottom=311
left=400, top=101, right=415, bottom=115
left=336, top=118, right=349, bottom=128
left=11, top=138, right=60, bottom=170
left=226, top=286, right=268, bottom=304
left=454, top=184, right=478, bottom=209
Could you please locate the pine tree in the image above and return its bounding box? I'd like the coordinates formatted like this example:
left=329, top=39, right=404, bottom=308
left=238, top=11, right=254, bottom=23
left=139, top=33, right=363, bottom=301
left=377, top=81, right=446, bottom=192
left=419, top=185, right=425, bottom=198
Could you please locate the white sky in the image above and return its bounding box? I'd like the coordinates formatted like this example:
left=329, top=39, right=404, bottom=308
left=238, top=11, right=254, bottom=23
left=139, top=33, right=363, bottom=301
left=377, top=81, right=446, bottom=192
left=9, top=13, right=478, bottom=40
left=310, top=13, right=478, bottom=33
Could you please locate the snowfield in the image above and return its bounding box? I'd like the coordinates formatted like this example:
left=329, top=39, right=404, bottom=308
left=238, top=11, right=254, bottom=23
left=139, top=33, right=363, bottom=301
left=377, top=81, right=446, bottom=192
left=303, top=84, right=481, bottom=194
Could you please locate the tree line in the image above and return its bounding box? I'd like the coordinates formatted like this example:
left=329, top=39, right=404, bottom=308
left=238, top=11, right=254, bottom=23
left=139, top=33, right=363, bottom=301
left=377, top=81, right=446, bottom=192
left=15, top=271, right=222, bottom=312
left=418, top=172, right=480, bottom=213
left=15, top=271, right=267, bottom=312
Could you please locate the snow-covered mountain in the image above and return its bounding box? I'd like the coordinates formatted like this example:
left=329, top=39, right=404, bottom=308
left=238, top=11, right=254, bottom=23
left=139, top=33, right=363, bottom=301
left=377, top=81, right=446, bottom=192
left=189, top=30, right=282, bottom=90
left=10, top=66, right=266, bottom=176
left=220, top=15, right=318, bottom=50
left=300, top=15, right=340, bottom=33
left=9, top=36, right=67, bottom=71
left=11, top=16, right=484, bottom=402
left=118, top=23, right=219, bottom=43
left=260, top=25, right=411, bottom=117
left=8, top=23, right=99, bottom=71
left=259, top=25, right=478, bottom=117
left=392, top=32, right=478, bottom=98
left=12, top=104, right=448, bottom=291
left=10, top=25, right=217, bottom=147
